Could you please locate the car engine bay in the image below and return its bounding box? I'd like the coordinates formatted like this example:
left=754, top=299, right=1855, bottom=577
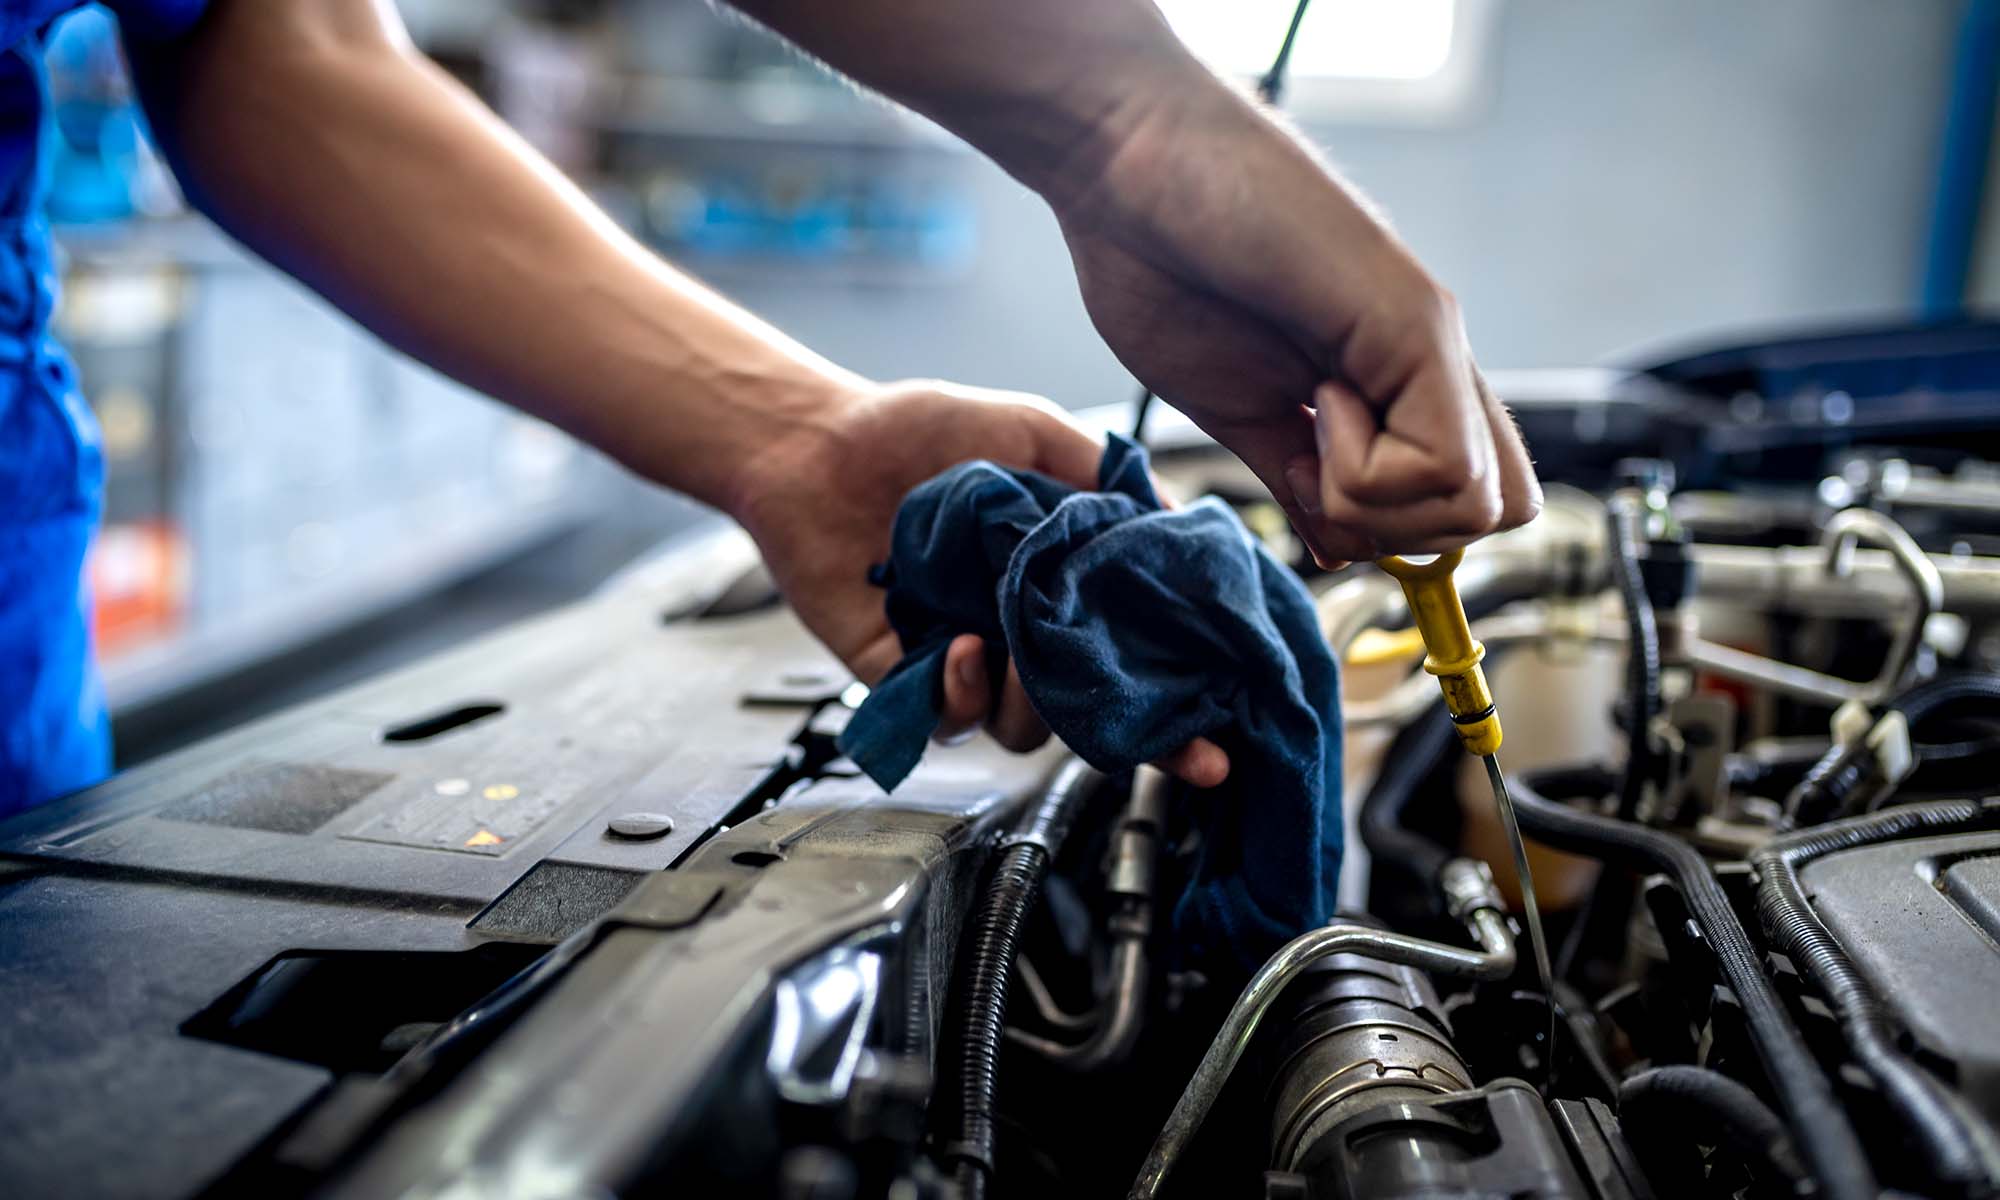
left=7, top=320, right=2000, bottom=1199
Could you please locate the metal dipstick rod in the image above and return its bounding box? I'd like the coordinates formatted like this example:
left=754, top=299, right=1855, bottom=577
left=1377, top=549, right=1557, bottom=1085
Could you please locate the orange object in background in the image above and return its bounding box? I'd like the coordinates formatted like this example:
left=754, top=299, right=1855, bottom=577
left=88, top=520, right=189, bottom=657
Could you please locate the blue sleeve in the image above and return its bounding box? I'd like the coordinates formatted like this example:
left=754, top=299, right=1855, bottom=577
left=104, top=0, right=206, bottom=40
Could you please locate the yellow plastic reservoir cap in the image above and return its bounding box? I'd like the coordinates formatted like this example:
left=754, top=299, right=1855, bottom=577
left=1346, top=626, right=1428, bottom=668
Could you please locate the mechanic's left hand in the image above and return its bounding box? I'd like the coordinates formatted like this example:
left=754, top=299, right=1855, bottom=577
left=729, top=379, right=1229, bottom=788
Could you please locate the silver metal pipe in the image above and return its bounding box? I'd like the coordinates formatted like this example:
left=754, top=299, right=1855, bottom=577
left=1685, top=638, right=1869, bottom=707
left=1006, top=766, right=1165, bottom=1072
left=1006, top=938, right=1147, bottom=1070
left=1818, top=507, right=1941, bottom=697
left=1692, top=507, right=1939, bottom=706
left=1346, top=603, right=1918, bottom=717
left=1013, top=957, right=1094, bottom=1034
left=1884, top=471, right=2000, bottom=516
left=1690, top=543, right=2000, bottom=619
left=1127, top=860, right=1516, bottom=1200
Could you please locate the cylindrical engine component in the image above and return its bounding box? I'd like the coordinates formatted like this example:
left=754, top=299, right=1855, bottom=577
left=1266, top=951, right=1470, bottom=1172
left=1277, top=1080, right=1594, bottom=1200
left=1263, top=947, right=1596, bottom=1199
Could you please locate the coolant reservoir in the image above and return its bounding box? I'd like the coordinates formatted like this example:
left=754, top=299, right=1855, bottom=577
left=1339, top=596, right=1618, bottom=913
left=1456, top=623, right=1621, bottom=910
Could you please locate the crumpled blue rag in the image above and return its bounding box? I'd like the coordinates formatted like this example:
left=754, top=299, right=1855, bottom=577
left=837, top=434, right=1342, bottom=973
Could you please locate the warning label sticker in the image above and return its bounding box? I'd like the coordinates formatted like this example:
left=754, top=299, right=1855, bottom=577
left=343, top=760, right=593, bottom=856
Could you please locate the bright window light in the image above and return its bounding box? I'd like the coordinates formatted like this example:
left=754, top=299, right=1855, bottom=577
left=1156, top=0, right=1458, bottom=82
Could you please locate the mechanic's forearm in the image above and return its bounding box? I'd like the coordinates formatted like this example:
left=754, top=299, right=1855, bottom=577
left=125, top=2, right=860, bottom=515
left=723, top=0, right=1210, bottom=209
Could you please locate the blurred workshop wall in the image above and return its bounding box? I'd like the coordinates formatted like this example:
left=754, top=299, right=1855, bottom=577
left=47, top=3, right=689, bottom=739
left=714, top=0, right=1959, bottom=403
left=1342, top=0, right=1956, bottom=368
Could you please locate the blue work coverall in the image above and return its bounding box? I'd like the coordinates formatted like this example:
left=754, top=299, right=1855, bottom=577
left=0, top=0, right=204, bottom=817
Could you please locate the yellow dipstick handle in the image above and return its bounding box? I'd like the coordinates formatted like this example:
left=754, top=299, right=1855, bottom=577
left=1377, top=550, right=1503, bottom=757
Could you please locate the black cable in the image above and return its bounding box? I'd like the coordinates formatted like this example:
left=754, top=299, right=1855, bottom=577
left=1893, top=674, right=2000, bottom=800
left=1130, top=0, right=1313, bottom=448
left=1736, top=736, right=2000, bottom=809
left=939, top=759, right=1101, bottom=1200
left=1607, top=502, right=1660, bottom=819
left=1256, top=0, right=1314, bottom=104
left=1891, top=670, right=2000, bottom=726
left=1552, top=982, right=1622, bottom=1103
left=1507, top=772, right=1878, bottom=1200
left=1548, top=773, right=1613, bottom=985
left=1129, top=383, right=1158, bottom=443
left=1752, top=800, right=2000, bottom=1198
left=1864, top=676, right=2000, bottom=808
left=1618, top=1066, right=1811, bottom=1196
left=1551, top=506, right=1659, bottom=988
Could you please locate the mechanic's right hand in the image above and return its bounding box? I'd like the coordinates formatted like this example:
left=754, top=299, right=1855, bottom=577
left=1051, top=75, right=1542, bottom=565
left=726, top=379, right=1230, bottom=790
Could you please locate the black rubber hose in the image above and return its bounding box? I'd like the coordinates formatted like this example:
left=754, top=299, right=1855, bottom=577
left=1882, top=674, right=2000, bottom=802
left=1789, top=673, right=2000, bottom=824
left=1752, top=800, right=2000, bottom=1198
left=1607, top=504, right=1661, bottom=820
left=1891, top=671, right=2000, bottom=727
left=1740, top=735, right=2000, bottom=807
left=1915, top=733, right=2000, bottom=764
left=940, top=758, right=1101, bottom=1200
left=1508, top=772, right=1878, bottom=1200
left=1359, top=702, right=1457, bottom=890
left=1619, top=1065, right=1811, bottom=1195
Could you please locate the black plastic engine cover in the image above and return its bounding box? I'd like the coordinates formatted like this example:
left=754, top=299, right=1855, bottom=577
left=0, top=533, right=1062, bottom=1199
left=1801, top=830, right=2000, bottom=1120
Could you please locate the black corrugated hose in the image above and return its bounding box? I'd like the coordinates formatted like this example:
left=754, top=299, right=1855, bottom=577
left=1607, top=502, right=1661, bottom=819
left=1554, top=502, right=1664, bottom=985
left=1752, top=800, right=2000, bottom=1198
left=1507, top=771, right=1879, bottom=1200
left=939, top=758, right=1102, bottom=1200
left=1554, top=510, right=1656, bottom=992
left=1618, top=1065, right=1810, bottom=1195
